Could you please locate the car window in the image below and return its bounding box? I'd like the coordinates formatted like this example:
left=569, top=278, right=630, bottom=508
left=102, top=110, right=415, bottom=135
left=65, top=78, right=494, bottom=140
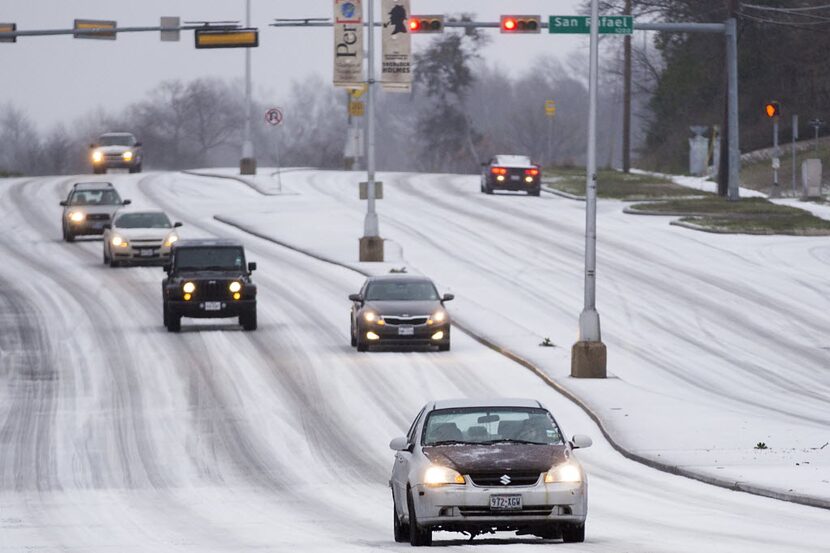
left=406, top=407, right=427, bottom=444
left=99, top=135, right=134, bottom=146
left=115, top=212, right=171, bottom=229
left=495, top=155, right=532, bottom=166
left=422, top=407, right=564, bottom=446
left=175, top=247, right=245, bottom=271
left=364, top=281, right=439, bottom=301
left=69, top=189, right=122, bottom=206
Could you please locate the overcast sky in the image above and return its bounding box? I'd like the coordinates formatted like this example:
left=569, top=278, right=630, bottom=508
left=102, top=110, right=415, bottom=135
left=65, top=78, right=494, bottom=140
left=2, top=1, right=588, bottom=130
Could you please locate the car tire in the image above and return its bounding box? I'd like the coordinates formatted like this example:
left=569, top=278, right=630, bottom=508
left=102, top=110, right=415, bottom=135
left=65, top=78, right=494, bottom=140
left=109, top=256, right=120, bottom=268
left=240, top=309, right=257, bottom=331
left=103, top=247, right=109, bottom=265
left=438, top=341, right=450, bottom=352
left=561, top=523, right=585, bottom=543
left=528, top=188, right=541, bottom=197
left=407, top=489, right=432, bottom=546
left=484, top=183, right=493, bottom=195
left=356, top=337, right=368, bottom=352
left=135, top=163, right=142, bottom=173
left=393, top=494, right=408, bottom=543
left=62, top=225, right=75, bottom=242
left=350, top=319, right=357, bottom=347
left=166, top=308, right=181, bottom=333
left=163, top=303, right=170, bottom=328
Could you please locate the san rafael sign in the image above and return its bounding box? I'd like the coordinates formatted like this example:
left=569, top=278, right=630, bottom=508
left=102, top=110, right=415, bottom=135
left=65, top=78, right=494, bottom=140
left=549, top=15, right=633, bottom=35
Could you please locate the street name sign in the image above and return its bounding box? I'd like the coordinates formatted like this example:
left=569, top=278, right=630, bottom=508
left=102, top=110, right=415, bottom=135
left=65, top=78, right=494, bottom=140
left=549, top=15, right=633, bottom=35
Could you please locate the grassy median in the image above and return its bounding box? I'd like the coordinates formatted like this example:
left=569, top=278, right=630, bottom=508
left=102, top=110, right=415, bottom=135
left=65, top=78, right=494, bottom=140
left=627, top=197, right=830, bottom=235
left=543, top=168, right=708, bottom=200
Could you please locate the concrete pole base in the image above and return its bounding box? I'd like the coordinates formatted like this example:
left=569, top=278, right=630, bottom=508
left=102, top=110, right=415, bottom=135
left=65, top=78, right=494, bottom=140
left=359, top=236, right=384, bottom=262
left=240, top=158, right=257, bottom=175
left=571, top=340, right=607, bottom=378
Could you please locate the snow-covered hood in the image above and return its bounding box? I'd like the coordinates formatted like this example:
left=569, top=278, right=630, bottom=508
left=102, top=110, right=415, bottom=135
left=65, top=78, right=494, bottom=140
left=113, top=227, right=175, bottom=241
left=96, top=145, right=134, bottom=155
left=65, top=204, right=121, bottom=216
left=363, top=299, right=441, bottom=317
left=424, top=443, right=567, bottom=474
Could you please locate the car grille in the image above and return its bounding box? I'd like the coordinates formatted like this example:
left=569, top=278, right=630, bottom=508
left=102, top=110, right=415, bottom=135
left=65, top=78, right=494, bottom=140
left=196, top=280, right=230, bottom=301
left=382, top=316, right=429, bottom=326
left=469, top=472, right=541, bottom=487
left=131, top=239, right=163, bottom=247
left=86, top=213, right=110, bottom=221
left=458, top=506, right=554, bottom=517
left=105, top=153, right=124, bottom=161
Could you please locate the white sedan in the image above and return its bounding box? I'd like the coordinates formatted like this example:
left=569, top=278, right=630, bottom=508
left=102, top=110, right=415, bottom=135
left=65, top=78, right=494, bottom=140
left=389, top=398, right=592, bottom=546
left=102, top=209, right=181, bottom=267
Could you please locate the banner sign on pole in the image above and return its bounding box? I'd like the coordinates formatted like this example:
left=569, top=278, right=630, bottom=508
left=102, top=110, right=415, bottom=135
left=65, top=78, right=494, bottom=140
left=333, top=0, right=365, bottom=89
left=381, top=0, right=412, bottom=93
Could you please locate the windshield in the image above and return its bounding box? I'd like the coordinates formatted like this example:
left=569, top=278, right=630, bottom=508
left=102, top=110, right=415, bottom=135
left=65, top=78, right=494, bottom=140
left=175, top=247, right=245, bottom=271
left=115, top=212, right=171, bottom=229
left=99, top=135, right=134, bottom=146
left=422, top=407, right=564, bottom=446
left=365, top=280, right=439, bottom=301
left=69, top=189, right=122, bottom=206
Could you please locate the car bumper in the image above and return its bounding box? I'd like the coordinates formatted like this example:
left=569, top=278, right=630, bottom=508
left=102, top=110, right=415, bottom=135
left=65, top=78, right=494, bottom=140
left=361, top=323, right=450, bottom=347
left=412, top=480, right=587, bottom=531
left=488, top=177, right=540, bottom=191
left=67, top=219, right=109, bottom=235
left=168, top=299, right=256, bottom=319
left=94, top=158, right=138, bottom=169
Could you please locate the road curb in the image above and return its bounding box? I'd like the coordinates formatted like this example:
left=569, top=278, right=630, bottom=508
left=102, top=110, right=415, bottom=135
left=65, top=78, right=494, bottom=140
left=182, top=169, right=301, bottom=196
left=214, top=214, right=830, bottom=512
left=541, top=184, right=585, bottom=201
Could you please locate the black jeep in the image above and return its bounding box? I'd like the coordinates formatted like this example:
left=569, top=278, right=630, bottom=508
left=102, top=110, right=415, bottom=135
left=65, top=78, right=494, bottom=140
left=162, top=239, right=257, bottom=332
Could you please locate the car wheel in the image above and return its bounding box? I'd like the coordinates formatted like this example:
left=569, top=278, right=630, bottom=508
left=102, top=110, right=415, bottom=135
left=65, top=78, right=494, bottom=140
left=393, top=494, right=408, bottom=543
left=350, top=318, right=357, bottom=347
left=166, top=309, right=181, bottom=333
left=163, top=303, right=170, bottom=328
left=407, top=489, right=432, bottom=546
left=528, top=188, right=541, bottom=197
left=561, top=523, right=585, bottom=543
left=438, top=341, right=450, bottom=352
left=240, top=309, right=257, bottom=331
left=62, top=225, right=75, bottom=242
left=103, top=247, right=109, bottom=265
left=135, top=164, right=142, bottom=173
left=484, top=183, right=493, bottom=195
left=109, top=256, right=120, bottom=268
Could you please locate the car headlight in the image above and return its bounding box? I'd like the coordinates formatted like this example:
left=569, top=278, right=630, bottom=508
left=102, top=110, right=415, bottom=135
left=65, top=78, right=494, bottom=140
left=164, top=234, right=178, bottom=247
left=91, top=150, right=103, bottom=163
left=423, top=465, right=465, bottom=486
left=111, top=235, right=127, bottom=247
left=122, top=150, right=133, bottom=161
left=430, top=310, right=446, bottom=324
left=363, top=311, right=378, bottom=323
left=544, top=463, right=582, bottom=483
left=229, top=281, right=242, bottom=293
left=69, top=211, right=85, bottom=222
left=182, top=282, right=196, bottom=294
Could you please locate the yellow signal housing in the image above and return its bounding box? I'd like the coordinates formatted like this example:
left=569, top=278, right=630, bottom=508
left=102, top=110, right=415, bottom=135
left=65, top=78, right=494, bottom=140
left=195, top=28, right=258, bottom=49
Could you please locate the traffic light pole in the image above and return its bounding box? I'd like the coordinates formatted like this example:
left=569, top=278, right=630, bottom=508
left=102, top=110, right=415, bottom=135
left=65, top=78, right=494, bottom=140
left=241, top=0, right=256, bottom=175
left=359, top=0, right=383, bottom=261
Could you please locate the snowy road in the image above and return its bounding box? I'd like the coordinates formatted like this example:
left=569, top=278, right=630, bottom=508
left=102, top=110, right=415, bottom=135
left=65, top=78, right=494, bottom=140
left=0, top=172, right=828, bottom=552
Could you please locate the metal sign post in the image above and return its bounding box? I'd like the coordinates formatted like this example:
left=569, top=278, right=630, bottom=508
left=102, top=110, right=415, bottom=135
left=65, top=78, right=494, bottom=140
left=360, top=0, right=383, bottom=262
left=792, top=115, right=798, bottom=196
left=772, top=115, right=780, bottom=197
left=265, top=107, right=284, bottom=193
left=545, top=100, right=556, bottom=166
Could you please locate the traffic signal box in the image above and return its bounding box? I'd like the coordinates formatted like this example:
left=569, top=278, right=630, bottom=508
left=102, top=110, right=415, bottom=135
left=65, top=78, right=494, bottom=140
left=195, top=28, right=259, bottom=49
left=765, top=101, right=780, bottom=118
left=500, top=15, right=542, bottom=33
left=408, top=15, right=444, bottom=33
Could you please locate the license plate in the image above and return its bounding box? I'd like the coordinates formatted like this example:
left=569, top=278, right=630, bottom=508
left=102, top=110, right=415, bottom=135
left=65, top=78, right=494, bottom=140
left=91, top=222, right=104, bottom=229
left=138, top=249, right=155, bottom=257
left=204, top=301, right=222, bottom=311
left=510, top=175, right=520, bottom=181
left=490, top=495, right=522, bottom=511
left=398, top=326, right=414, bottom=336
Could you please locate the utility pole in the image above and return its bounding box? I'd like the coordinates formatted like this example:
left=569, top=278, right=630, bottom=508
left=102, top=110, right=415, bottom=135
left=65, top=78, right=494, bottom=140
left=359, top=0, right=383, bottom=261
left=622, top=0, right=632, bottom=173
left=240, top=0, right=256, bottom=175
left=572, top=0, right=607, bottom=379
left=718, top=0, right=739, bottom=197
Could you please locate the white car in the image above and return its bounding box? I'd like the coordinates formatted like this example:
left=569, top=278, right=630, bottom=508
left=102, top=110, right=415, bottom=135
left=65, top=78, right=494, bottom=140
left=102, top=209, right=181, bottom=267
left=389, top=398, right=592, bottom=546
left=90, top=132, right=143, bottom=174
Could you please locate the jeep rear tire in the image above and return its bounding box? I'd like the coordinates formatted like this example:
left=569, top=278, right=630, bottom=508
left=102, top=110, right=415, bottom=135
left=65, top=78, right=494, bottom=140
left=240, top=309, right=257, bottom=331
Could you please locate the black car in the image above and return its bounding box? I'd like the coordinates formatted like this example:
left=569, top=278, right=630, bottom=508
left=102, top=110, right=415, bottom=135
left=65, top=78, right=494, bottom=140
left=349, top=274, right=453, bottom=351
left=481, top=155, right=541, bottom=196
left=162, top=239, right=257, bottom=332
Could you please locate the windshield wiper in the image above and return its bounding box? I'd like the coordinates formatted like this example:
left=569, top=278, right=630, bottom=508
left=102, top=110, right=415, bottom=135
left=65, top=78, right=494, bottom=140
left=427, top=440, right=477, bottom=446
left=201, top=265, right=236, bottom=271
left=480, top=439, right=545, bottom=445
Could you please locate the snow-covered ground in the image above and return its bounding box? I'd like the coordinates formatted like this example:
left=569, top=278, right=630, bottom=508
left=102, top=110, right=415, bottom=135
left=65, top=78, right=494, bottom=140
left=0, top=171, right=828, bottom=552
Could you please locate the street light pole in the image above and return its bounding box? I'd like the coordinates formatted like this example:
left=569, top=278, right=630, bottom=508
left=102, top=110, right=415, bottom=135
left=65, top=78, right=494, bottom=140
left=241, top=0, right=256, bottom=175
left=572, top=0, right=607, bottom=378
left=359, top=0, right=383, bottom=261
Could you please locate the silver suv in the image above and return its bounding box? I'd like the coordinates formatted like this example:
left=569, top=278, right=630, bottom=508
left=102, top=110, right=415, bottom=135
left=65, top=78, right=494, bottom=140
left=59, top=182, right=130, bottom=242
left=89, top=132, right=143, bottom=174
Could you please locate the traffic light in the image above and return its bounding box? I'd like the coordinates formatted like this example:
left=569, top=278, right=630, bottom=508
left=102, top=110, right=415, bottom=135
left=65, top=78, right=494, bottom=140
left=500, top=15, right=541, bottom=33
left=408, top=15, right=444, bottom=33
left=0, top=23, right=16, bottom=44
left=765, top=101, right=780, bottom=118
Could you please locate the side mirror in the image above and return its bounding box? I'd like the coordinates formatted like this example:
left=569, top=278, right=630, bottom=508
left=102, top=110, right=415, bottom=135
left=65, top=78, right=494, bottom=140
left=162, top=264, right=171, bottom=273
left=122, top=199, right=132, bottom=205
left=348, top=293, right=363, bottom=303
left=442, top=293, right=455, bottom=302
left=247, top=262, right=257, bottom=273
left=173, top=222, right=183, bottom=228
left=480, top=161, right=488, bottom=167
left=134, top=141, right=143, bottom=147
left=88, top=143, right=96, bottom=149
left=570, top=434, right=593, bottom=449
left=103, top=224, right=112, bottom=230
left=389, top=436, right=411, bottom=452
left=59, top=200, right=67, bottom=207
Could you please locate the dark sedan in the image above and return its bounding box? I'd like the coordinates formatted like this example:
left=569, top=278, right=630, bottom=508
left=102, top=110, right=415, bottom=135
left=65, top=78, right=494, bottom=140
left=481, top=155, right=541, bottom=196
left=349, top=275, right=453, bottom=352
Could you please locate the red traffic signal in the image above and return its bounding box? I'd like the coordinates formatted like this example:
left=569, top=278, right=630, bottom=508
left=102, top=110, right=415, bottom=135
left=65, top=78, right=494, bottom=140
left=764, top=101, right=780, bottom=118
left=409, top=15, right=444, bottom=33
left=500, top=15, right=541, bottom=33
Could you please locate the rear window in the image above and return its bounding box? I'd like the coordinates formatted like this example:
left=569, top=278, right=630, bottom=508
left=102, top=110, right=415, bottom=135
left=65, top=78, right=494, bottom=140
left=495, top=155, right=532, bottom=167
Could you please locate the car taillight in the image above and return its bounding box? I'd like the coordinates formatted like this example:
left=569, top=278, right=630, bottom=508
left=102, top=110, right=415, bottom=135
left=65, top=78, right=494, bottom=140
left=491, top=167, right=508, bottom=175
left=524, top=168, right=540, bottom=176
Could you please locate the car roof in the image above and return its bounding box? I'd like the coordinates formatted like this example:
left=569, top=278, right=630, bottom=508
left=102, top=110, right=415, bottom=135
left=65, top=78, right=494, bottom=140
left=72, top=181, right=114, bottom=190
left=494, top=155, right=533, bottom=167
left=366, top=274, right=434, bottom=283
left=100, top=132, right=135, bottom=137
left=172, top=238, right=243, bottom=249
left=429, top=398, right=544, bottom=411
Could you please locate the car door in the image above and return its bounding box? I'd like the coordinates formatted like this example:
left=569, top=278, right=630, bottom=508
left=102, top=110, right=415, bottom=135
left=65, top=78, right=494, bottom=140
left=391, top=406, right=425, bottom=512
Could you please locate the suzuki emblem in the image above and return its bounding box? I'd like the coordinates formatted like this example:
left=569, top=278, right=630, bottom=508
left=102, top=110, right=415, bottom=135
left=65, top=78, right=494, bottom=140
left=500, top=474, right=511, bottom=485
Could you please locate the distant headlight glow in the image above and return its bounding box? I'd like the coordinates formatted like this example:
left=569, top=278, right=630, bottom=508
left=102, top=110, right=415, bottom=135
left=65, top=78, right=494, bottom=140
left=545, top=463, right=582, bottom=483
left=111, top=235, right=124, bottom=247
left=363, top=311, right=377, bottom=323
left=91, top=150, right=104, bottom=163
left=164, top=234, right=178, bottom=247
left=424, top=465, right=465, bottom=486
left=122, top=151, right=133, bottom=161
left=182, top=282, right=196, bottom=294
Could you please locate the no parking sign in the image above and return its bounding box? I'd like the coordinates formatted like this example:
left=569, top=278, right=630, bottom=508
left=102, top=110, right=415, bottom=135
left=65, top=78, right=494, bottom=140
left=265, top=107, right=284, bottom=126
